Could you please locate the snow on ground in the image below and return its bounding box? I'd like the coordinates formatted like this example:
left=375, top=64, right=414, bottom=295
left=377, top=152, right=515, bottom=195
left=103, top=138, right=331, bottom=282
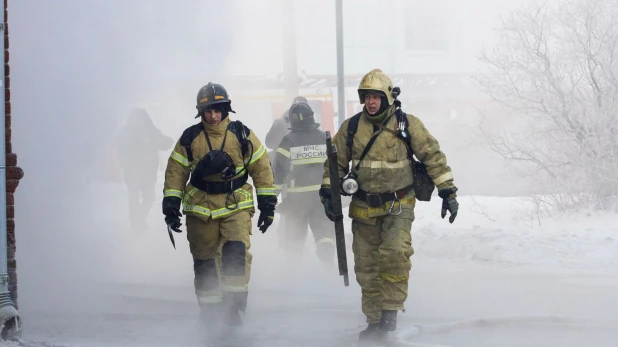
left=6, top=180, right=618, bottom=346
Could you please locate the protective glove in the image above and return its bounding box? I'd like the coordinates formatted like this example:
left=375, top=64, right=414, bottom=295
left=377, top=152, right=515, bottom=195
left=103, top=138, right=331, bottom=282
left=257, top=209, right=274, bottom=233
left=319, top=187, right=343, bottom=222
left=257, top=194, right=278, bottom=233
left=438, top=187, right=459, bottom=224
left=162, top=196, right=183, bottom=232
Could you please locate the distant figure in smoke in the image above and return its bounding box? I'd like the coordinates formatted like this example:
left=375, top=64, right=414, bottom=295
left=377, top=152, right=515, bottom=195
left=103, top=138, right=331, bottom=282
left=115, top=108, right=173, bottom=231
left=265, top=95, right=309, bottom=162
left=273, top=101, right=335, bottom=267
left=266, top=96, right=309, bottom=247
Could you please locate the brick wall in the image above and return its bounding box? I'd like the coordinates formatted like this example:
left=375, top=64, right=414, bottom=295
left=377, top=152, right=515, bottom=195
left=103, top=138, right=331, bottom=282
left=5, top=0, right=23, bottom=308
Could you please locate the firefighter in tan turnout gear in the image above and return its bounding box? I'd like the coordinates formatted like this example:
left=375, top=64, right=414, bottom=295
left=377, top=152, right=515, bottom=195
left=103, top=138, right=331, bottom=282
left=162, top=83, right=277, bottom=328
left=273, top=101, right=335, bottom=266
left=320, top=69, right=459, bottom=341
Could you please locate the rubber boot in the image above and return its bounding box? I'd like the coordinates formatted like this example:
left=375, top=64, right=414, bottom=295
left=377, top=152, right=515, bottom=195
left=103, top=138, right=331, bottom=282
left=199, top=303, right=224, bottom=338
left=222, top=292, right=245, bottom=327
left=379, top=310, right=397, bottom=332
left=358, top=323, right=387, bottom=341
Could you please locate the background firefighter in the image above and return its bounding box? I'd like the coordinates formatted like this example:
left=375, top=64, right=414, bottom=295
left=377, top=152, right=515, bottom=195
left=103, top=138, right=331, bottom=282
left=320, top=69, right=459, bottom=341
left=272, top=101, right=336, bottom=267
left=161, top=83, right=277, bottom=330
left=115, top=108, right=173, bottom=232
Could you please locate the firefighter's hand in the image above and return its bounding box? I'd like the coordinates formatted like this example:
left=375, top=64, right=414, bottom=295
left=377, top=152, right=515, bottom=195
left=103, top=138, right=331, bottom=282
left=438, top=187, right=459, bottom=224
left=164, top=208, right=183, bottom=232
left=163, top=196, right=183, bottom=232
left=257, top=209, right=274, bottom=233
left=319, top=188, right=343, bottom=222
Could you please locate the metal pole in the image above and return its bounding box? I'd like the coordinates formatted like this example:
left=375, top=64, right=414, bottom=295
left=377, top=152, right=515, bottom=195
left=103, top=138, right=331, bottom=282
left=335, top=0, right=346, bottom=129
left=282, top=0, right=299, bottom=105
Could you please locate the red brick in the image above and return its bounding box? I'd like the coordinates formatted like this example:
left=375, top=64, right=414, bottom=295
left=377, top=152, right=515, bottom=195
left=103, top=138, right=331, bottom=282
left=6, top=205, right=13, bottom=219
left=6, top=219, right=14, bottom=232
left=4, top=141, right=10, bottom=153
left=4, top=101, right=9, bottom=114
left=4, top=76, right=8, bottom=88
left=7, top=245, right=14, bottom=261
left=5, top=126, right=10, bottom=142
left=5, top=87, right=9, bottom=101
left=7, top=166, right=22, bottom=180
left=6, top=179, right=19, bottom=193
left=3, top=62, right=7, bottom=76
left=6, top=192, right=13, bottom=205
left=4, top=48, right=7, bottom=64
left=6, top=228, right=14, bottom=246
left=6, top=152, right=15, bottom=166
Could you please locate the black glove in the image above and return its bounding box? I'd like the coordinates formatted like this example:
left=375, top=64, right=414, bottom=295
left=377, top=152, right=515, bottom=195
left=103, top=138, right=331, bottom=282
left=257, top=209, right=274, bottom=233
left=257, top=195, right=277, bottom=233
left=319, top=187, right=343, bottom=222
left=438, top=187, right=459, bottom=224
left=162, top=196, right=183, bottom=232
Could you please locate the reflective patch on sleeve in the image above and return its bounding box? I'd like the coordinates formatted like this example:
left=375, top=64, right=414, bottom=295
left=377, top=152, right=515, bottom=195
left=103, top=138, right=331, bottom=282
left=433, top=172, right=454, bottom=186
left=256, top=187, right=277, bottom=196
left=276, top=147, right=291, bottom=158
left=322, top=177, right=330, bottom=186
left=164, top=189, right=183, bottom=198
left=247, top=145, right=267, bottom=164
left=170, top=151, right=190, bottom=167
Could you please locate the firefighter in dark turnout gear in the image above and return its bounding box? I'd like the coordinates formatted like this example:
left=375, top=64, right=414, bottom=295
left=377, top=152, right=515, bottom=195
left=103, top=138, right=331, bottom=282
left=273, top=102, right=335, bottom=265
left=162, top=82, right=276, bottom=329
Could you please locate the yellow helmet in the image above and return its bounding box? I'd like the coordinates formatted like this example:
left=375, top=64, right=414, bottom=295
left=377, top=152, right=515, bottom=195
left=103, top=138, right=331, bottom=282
left=357, top=69, right=394, bottom=105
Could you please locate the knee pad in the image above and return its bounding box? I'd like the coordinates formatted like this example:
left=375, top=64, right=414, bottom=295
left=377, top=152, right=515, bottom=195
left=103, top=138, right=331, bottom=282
left=221, top=241, right=246, bottom=276
left=193, top=258, right=219, bottom=291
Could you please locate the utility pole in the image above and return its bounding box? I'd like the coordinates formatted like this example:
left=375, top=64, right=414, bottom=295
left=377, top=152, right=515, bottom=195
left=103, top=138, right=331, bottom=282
left=335, top=0, right=346, bottom=129
left=282, top=0, right=299, bottom=106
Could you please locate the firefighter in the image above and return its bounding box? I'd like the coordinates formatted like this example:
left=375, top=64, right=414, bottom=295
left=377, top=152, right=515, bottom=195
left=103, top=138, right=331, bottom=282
left=265, top=96, right=309, bottom=248
left=273, top=101, right=335, bottom=266
left=320, top=69, right=459, bottom=340
left=162, top=83, right=277, bottom=329
left=115, top=108, right=173, bottom=231
left=265, top=96, right=309, bottom=153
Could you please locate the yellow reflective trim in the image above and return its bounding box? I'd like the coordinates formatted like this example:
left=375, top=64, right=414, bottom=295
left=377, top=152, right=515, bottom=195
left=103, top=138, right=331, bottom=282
left=291, top=157, right=326, bottom=165
left=433, top=171, right=454, bottom=186
left=352, top=159, right=410, bottom=169
left=195, top=290, right=222, bottom=304
left=222, top=284, right=248, bottom=292
left=276, top=147, right=291, bottom=158
left=380, top=273, right=409, bottom=283
left=164, top=189, right=183, bottom=198
left=211, top=200, right=254, bottom=219
left=170, top=151, right=190, bottom=167
left=287, top=184, right=321, bottom=193
left=183, top=204, right=211, bottom=217
left=256, top=187, right=277, bottom=196
left=322, top=177, right=330, bottom=186
left=246, top=145, right=267, bottom=165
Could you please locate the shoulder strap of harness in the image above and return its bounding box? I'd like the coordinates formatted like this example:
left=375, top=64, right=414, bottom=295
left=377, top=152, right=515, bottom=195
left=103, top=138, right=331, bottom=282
left=345, top=112, right=363, bottom=157
left=180, top=123, right=204, bottom=163
left=179, top=121, right=251, bottom=164
left=227, top=120, right=251, bottom=156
